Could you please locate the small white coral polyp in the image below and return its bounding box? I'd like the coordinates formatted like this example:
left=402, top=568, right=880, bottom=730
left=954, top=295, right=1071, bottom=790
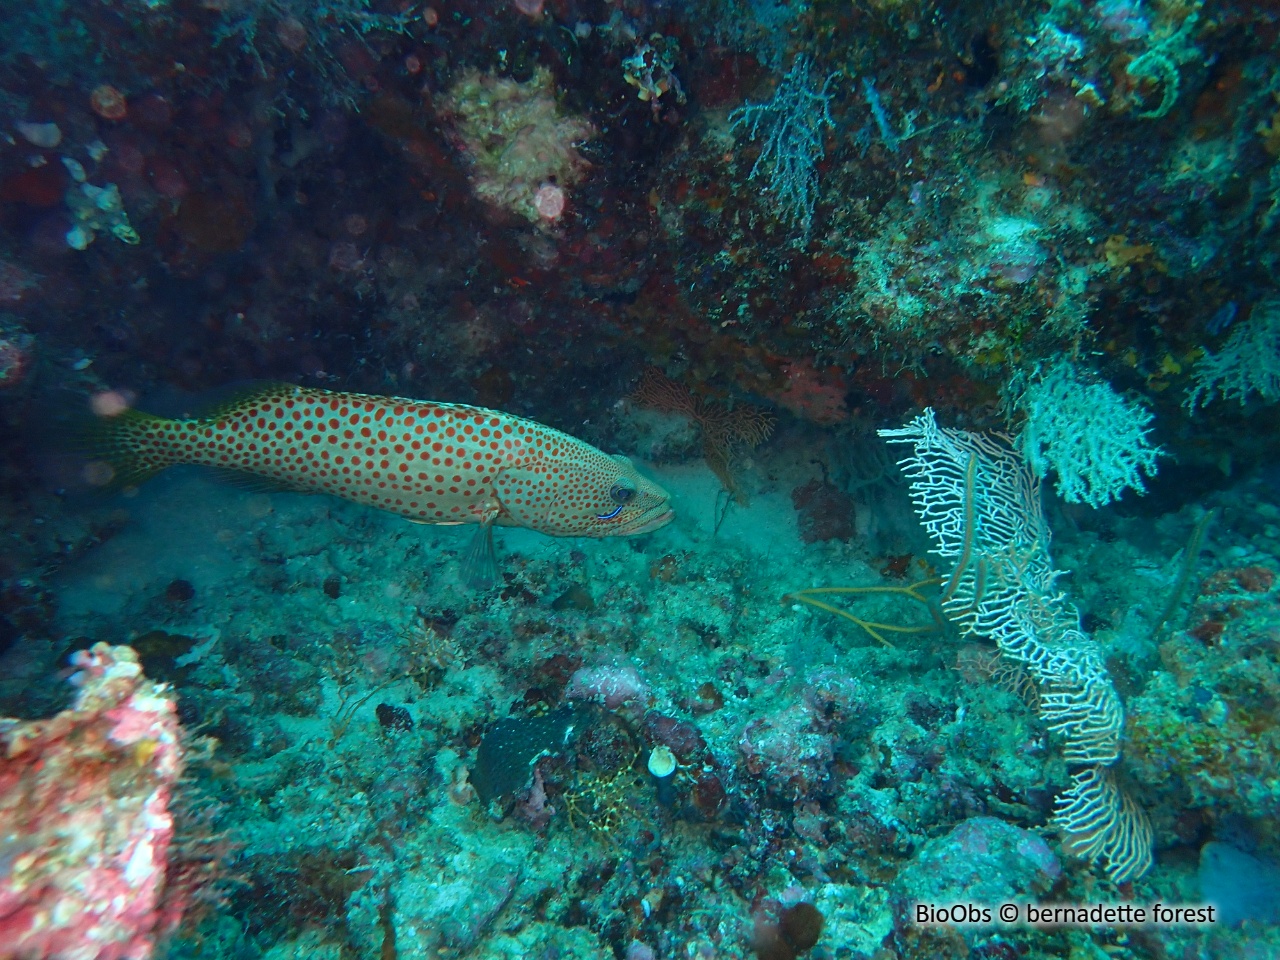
left=534, top=183, right=567, bottom=221
left=438, top=67, right=594, bottom=223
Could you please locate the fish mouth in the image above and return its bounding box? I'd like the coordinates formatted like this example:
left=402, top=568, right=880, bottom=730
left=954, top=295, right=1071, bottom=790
left=624, top=508, right=673, bottom=536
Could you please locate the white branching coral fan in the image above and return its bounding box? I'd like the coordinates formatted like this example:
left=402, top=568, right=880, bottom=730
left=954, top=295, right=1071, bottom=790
left=880, top=409, right=1153, bottom=884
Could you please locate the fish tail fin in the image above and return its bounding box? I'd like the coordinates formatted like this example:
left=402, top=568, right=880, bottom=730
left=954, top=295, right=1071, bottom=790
left=75, top=408, right=183, bottom=490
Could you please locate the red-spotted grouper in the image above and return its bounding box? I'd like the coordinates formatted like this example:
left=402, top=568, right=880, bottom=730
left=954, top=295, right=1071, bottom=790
left=85, top=384, right=673, bottom=584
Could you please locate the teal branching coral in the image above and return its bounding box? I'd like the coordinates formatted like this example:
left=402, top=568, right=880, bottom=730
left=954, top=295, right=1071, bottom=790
left=879, top=409, right=1153, bottom=883
left=729, top=54, right=837, bottom=239
left=1186, top=295, right=1280, bottom=410
left=1019, top=360, right=1163, bottom=508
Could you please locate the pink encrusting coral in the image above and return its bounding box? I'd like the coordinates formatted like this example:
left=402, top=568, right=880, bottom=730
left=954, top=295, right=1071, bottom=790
left=739, top=703, right=835, bottom=801
left=0, top=643, right=187, bottom=960
left=565, top=664, right=649, bottom=711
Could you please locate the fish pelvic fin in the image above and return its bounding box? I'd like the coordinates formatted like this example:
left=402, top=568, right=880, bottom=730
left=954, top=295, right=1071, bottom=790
left=462, top=522, right=499, bottom=589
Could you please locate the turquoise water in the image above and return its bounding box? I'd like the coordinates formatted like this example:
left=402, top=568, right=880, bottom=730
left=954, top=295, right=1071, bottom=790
left=2, top=1, right=1279, bottom=958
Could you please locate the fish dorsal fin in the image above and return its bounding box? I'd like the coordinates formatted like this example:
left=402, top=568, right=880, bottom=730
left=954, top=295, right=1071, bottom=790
left=199, top=381, right=302, bottom=421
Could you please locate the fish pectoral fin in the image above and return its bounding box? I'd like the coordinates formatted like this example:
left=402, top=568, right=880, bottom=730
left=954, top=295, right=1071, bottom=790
left=461, top=521, right=499, bottom=589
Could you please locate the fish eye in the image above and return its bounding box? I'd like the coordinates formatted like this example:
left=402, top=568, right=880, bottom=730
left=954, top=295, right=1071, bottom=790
left=609, top=481, right=636, bottom=504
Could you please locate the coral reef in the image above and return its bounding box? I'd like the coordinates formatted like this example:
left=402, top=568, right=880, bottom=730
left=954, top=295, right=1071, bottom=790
left=0, top=0, right=1278, bottom=958
left=0, top=644, right=187, bottom=959
left=437, top=66, right=596, bottom=224
left=1127, top=561, right=1280, bottom=847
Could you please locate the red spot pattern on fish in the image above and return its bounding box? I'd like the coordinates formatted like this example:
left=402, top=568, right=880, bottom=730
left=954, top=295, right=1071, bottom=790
left=91, top=385, right=674, bottom=539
